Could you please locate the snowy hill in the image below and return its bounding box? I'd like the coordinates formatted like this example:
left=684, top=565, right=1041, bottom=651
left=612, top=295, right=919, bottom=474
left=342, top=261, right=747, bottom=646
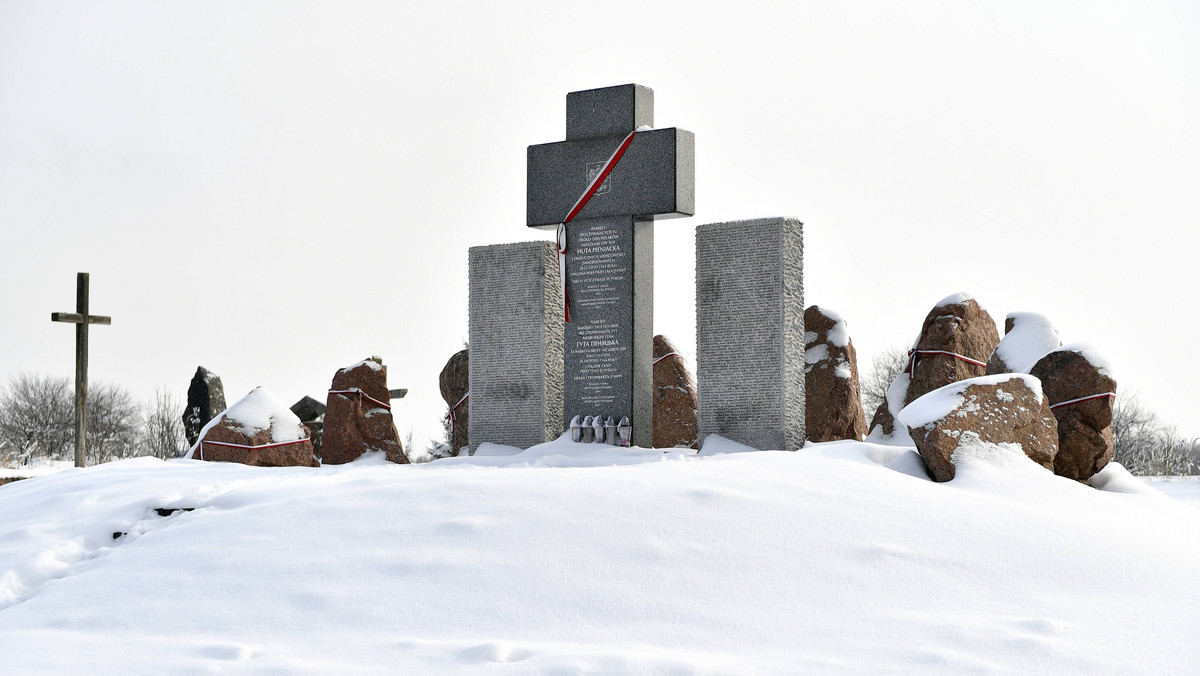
left=1, top=438, right=1198, bottom=674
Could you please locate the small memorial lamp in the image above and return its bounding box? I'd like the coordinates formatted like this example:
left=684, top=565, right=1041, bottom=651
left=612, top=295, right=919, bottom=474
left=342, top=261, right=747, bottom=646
left=581, top=416, right=595, bottom=443
left=617, top=417, right=632, bottom=447
left=570, top=415, right=583, bottom=443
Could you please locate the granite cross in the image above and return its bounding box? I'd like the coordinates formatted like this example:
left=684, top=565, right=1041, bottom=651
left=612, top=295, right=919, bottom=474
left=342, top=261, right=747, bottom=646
left=51, top=272, right=112, bottom=468
left=527, top=84, right=694, bottom=447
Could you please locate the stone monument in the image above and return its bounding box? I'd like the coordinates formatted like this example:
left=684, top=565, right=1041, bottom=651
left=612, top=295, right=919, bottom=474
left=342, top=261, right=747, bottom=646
left=183, top=366, right=227, bottom=447
left=526, top=83, right=695, bottom=447
left=696, top=217, right=805, bottom=451
left=468, top=242, right=564, bottom=450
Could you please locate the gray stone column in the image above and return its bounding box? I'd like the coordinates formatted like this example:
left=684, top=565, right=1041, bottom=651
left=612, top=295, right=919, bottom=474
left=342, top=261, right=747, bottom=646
left=696, top=218, right=805, bottom=451
left=468, top=241, right=564, bottom=451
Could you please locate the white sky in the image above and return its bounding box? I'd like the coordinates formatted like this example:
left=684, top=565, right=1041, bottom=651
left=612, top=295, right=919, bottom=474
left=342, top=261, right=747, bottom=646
left=2, top=1, right=1197, bottom=449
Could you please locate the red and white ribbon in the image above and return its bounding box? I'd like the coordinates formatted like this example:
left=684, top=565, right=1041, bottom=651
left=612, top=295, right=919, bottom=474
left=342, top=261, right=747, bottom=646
left=653, top=351, right=680, bottom=365
left=557, top=129, right=640, bottom=323
left=907, top=349, right=988, bottom=377
left=199, top=438, right=310, bottom=461
left=444, top=391, right=469, bottom=435
left=1049, top=392, right=1116, bottom=410
left=328, top=388, right=392, bottom=411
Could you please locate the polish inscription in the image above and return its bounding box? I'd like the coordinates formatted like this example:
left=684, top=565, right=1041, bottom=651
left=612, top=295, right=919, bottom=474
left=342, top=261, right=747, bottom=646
left=566, top=219, right=633, bottom=410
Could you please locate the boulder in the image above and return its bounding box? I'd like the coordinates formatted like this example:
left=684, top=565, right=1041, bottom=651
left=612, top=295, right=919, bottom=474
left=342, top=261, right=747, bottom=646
left=866, top=383, right=905, bottom=439
left=182, top=366, right=227, bottom=446
left=652, top=335, right=699, bottom=449
left=986, top=312, right=1062, bottom=375
left=190, top=386, right=317, bottom=467
left=868, top=293, right=999, bottom=441
left=898, top=374, right=1058, bottom=482
left=290, top=396, right=326, bottom=459
left=905, top=293, right=1000, bottom=405
left=439, top=348, right=470, bottom=454
left=1030, top=346, right=1117, bottom=481
left=804, top=306, right=867, bottom=442
left=322, top=358, right=408, bottom=465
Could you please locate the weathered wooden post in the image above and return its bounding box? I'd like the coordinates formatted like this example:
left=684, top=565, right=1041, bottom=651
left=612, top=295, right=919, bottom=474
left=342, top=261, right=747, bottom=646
left=51, top=272, right=111, bottom=468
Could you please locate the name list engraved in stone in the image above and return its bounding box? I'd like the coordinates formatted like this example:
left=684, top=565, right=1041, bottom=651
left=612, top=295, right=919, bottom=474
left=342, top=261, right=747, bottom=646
left=566, top=220, right=633, bottom=410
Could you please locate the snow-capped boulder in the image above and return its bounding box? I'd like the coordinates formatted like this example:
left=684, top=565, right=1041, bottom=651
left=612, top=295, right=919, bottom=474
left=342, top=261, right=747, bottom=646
left=323, top=359, right=408, bottom=465
left=1030, top=346, right=1117, bottom=481
left=653, top=335, right=699, bottom=449
left=182, top=366, right=227, bottom=446
left=190, top=386, right=317, bottom=467
left=803, top=306, right=867, bottom=442
left=439, top=348, right=470, bottom=454
left=868, top=293, right=999, bottom=439
left=986, top=312, right=1062, bottom=375
left=898, top=374, right=1058, bottom=482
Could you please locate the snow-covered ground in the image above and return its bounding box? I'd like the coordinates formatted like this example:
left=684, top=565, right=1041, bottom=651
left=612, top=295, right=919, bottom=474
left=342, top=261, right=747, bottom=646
left=0, top=459, right=74, bottom=479
left=1, top=438, right=1198, bottom=674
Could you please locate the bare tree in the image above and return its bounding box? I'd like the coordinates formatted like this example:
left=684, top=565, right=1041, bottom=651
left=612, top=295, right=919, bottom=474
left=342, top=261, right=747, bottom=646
left=1111, top=392, right=1198, bottom=476
left=142, top=388, right=187, bottom=459
left=861, top=345, right=909, bottom=416
left=84, top=383, right=141, bottom=464
left=0, top=373, right=74, bottom=465
left=0, top=373, right=149, bottom=466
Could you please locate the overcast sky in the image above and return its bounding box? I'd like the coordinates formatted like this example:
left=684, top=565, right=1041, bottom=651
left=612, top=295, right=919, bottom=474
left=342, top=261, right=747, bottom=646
left=2, top=1, right=1197, bottom=449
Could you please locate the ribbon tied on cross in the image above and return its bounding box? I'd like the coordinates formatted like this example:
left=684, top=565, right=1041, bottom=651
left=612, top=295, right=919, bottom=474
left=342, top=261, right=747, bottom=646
left=555, top=128, right=645, bottom=323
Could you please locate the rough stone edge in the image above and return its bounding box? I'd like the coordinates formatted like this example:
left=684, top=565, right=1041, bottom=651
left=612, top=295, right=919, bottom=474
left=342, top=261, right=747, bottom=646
left=780, top=218, right=805, bottom=451
left=540, top=240, right=565, bottom=444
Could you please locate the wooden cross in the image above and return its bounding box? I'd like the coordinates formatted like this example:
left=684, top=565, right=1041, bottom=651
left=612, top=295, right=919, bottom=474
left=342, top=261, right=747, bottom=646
left=51, top=272, right=111, bottom=468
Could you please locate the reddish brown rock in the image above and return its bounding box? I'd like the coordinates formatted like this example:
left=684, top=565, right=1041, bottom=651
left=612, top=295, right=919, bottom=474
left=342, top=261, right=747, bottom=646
left=867, top=397, right=898, bottom=438
left=905, top=294, right=1000, bottom=406
left=899, top=374, right=1058, bottom=482
left=804, top=306, right=867, bottom=442
left=1030, top=347, right=1117, bottom=481
left=985, top=312, right=1062, bottom=375
left=193, top=387, right=317, bottom=467
left=439, top=349, right=470, bottom=454
left=322, top=358, right=408, bottom=465
left=653, top=335, right=698, bottom=449
left=868, top=294, right=1000, bottom=441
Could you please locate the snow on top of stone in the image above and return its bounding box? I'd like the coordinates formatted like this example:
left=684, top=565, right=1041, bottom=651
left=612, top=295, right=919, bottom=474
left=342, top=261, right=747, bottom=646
left=1054, top=343, right=1115, bottom=378
left=344, top=358, right=383, bottom=372
left=995, top=312, right=1062, bottom=373
left=221, top=386, right=306, bottom=442
left=810, top=307, right=851, bottom=347
left=805, top=344, right=830, bottom=364
left=934, top=291, right=974, bottom=308
left=897, top=373, right=1044, bottom=430
left=815, top=306, right=844, bottom=322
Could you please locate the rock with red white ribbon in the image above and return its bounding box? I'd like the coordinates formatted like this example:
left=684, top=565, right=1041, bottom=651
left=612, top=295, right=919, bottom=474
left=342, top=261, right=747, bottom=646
left=804, top=306, right=867, bottom=442
left=1030, top=346, right=1117, bottom=481
left=322, top=358, right=408, bottom=465
left=653, top=335, right=698, bottom=449
left=867, top=293, right=1000, bottom=440
left=439, top=348, right=469, bottom=454
left=985, top=312, right=1062, bottom=375
left=189, top=386, right=317, bottom=467
left=898, top=374, right=1058, bottom=482
left=905, top=294, right=1000, bottom=405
